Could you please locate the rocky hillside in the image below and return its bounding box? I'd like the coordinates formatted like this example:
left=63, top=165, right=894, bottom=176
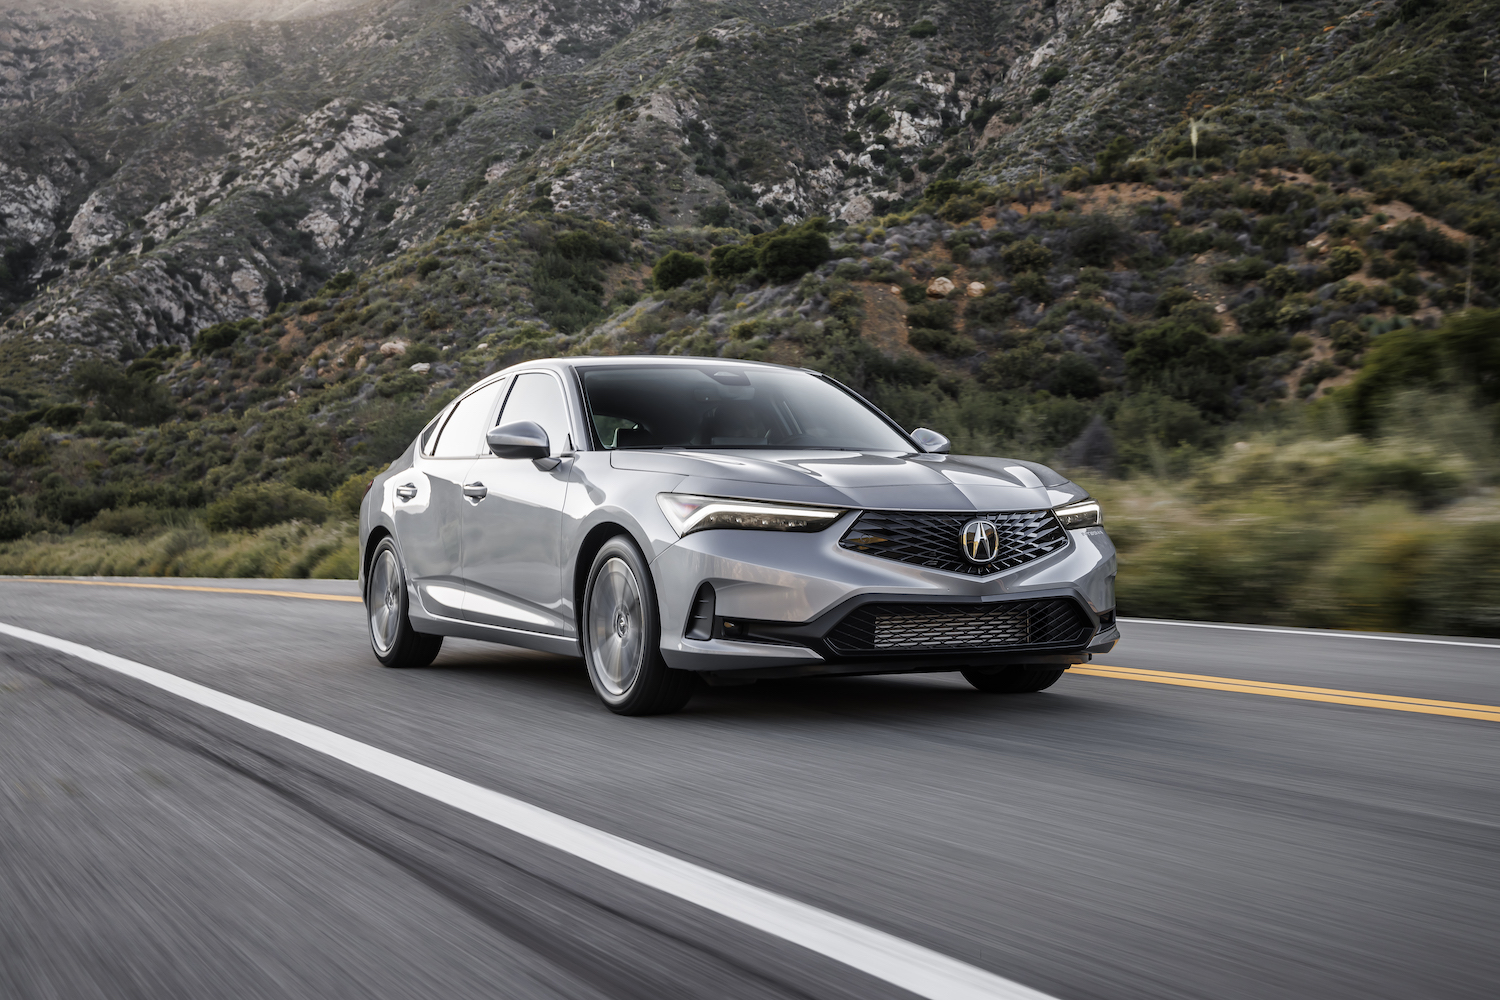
left=1, top=0, right=1498, bottom=546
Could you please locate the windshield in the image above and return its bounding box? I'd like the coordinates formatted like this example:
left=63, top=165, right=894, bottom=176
left=578, top=366, right=914, bottom=451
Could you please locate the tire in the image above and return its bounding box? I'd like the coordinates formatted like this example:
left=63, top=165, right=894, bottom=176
left=581, top=536, right=695, bottom=715
left=962, top=665, right=1066, bottom=693
left=366, top=536, right=443, bottom=669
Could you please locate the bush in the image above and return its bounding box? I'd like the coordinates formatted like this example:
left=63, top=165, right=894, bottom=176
left=1069, top=214, right=1135, bottom=267
left=697, top=202, right=732, bottom=227
left=195, top=319, right=252, bottom=353
left=416, top=256, right=443, bottom=278
left=330, top=473, right=371, bottom=518
left=0, top=498, right=42, bottom=541
left=90, top=506, right=160, bottom=537
left=1324, top=246, right=1364, bottom=281
left=1030, top=86, right=1051, bottom=105
left=405, top=342, right=440, bottom=364
left=1040, top=66, right=1067, bottom=87
left=757, top=229, right=830, bottom=284
left=73, top=359, right=175, bottom=425
left=908, top=19, right=937, bottom=38
left=204, top=482, right=331, bottom=531
left=863, top=68, right=892, bottom=93
left=1126, top=316, right=1237, bottom=418
left=1002, top=238, right=1053, bottom=273
left=710, top=243, right=759, bottom=280
left=42, top=403, right=84, bottom=428
left=652, top=250, right=708, bottom=290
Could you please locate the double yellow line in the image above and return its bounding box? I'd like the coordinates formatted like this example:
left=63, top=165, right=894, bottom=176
left=1073, top=664, right=1500, bottom=724
left=0, top=577, right=362, bottom=603
left=5, top=578, right=1499, bottom=724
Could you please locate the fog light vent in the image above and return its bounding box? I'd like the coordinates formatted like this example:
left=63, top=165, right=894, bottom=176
left=685, top=584, right=715, bottom=640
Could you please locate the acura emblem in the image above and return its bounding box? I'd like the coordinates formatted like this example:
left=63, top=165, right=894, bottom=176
left=960, top=519, right=1001, bottom=564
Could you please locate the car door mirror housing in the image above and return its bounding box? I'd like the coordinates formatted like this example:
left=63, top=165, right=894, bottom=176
left=910, top=427, right=951, bottom=454
left=487, top=421, right=550, bottom=459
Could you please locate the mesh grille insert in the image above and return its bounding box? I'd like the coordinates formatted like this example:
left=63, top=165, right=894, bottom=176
left=839, top=509, right=1067, bottom=576
left=825, top=598, right=1092, bottom=654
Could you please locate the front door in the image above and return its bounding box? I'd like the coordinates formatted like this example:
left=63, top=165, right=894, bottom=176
left=395, top=377, right=507, bottom=619
left=461, top=370, right=573, bottom=635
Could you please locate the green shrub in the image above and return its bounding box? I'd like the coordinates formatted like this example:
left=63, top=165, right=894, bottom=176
left=405, top=342, right=440, bottom=364
left=906, top=300, right=955, bottom=330
left=1030, top=87, right=1051, bottom=105
left=204, top=482, right=331, bottom=531
left=900, top=283, right=928, bottom=305
left=1002, top=238, right=1053, bottom=273
left=1040, top=66, right=1067, bottom=87
left=863, top=68, right=892, bottom=93
left=416, top=256, right=443, bottom=278
left=710, top=244, right=759, bottom=280
left=42, top=403, right=84, bottom=428
left=1070, top=214, right=1136, bottom=266
left=908, top=19, right=938, bottom=38
left=195, top=319, right=253, bottom=353
left=73, top=359, right=175, bottom=425
left=1324, top=246, right=1364, bottom=280
left=652, top=250, right=708, bottom=290
left=757, top=229, right=830, bottom=284
left=330, top=473, right=371, bottom=518
left=90, top=506, right=161, bottom=537
left=0, top=498, right=42, bottom=540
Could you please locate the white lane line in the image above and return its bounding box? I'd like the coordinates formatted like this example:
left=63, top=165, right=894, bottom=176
left=0, top=621, right=1053, bottom=1000
left=1119, top=618, right=1500, bottom=650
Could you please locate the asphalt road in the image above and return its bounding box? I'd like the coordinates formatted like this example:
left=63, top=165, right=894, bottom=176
left=2, top=577, right=1498, bottom=1000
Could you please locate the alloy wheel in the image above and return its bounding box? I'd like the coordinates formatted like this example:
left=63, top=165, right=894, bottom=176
left=587, top=556, right=646, bottom=696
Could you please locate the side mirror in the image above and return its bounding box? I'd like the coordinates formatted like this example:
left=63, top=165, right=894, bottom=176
left=487, top=420, right=550, bottom=459
left=910, top=427, right=950, bottom=454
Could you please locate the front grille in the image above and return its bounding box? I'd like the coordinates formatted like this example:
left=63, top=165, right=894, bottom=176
left=839, top=509, right=1067, bottom=576
left=825, top=598, right=1092, bottom=654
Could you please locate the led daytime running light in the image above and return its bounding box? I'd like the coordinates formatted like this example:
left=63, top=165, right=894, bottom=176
left=658, top=494, right=846, bottom=536
left=1053, top=499, right=1102, bottom=529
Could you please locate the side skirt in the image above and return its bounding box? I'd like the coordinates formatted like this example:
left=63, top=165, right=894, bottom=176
left=408, top=599, right=581, bottom=658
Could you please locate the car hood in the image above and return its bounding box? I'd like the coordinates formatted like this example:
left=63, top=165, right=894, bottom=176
left=609, top=449, right=1088, bottom=512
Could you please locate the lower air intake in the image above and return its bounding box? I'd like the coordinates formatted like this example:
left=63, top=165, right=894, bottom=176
left=825, top=598, right=1093, bottom=654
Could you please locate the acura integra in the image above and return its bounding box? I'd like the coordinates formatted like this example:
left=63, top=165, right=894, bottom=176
left=360, top=357, right=1118, bottom=714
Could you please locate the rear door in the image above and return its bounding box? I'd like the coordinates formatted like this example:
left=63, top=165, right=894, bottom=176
left=395, top=376, right=507, bottom=620
left=460, top=370, right=575, bottom=635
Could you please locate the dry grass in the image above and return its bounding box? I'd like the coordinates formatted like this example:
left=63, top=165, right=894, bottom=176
left=0, top=519, right=359, bottom=580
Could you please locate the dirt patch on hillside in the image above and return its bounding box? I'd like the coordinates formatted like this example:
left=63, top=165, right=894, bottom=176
left=858, top=282, right=914, bottom=354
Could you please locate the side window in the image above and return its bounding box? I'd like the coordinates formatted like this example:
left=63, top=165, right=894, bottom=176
left=496, top=372, right=572, bottom=453
left=430, top=379, right=505, bottom=458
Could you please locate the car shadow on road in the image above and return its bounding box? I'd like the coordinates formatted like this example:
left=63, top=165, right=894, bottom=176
left=427, top=640, right=1126, bottom=725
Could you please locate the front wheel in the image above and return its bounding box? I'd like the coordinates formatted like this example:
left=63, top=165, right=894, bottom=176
left=581, top=537, right=695, bottom=715
left=366, top=536, right=443, bottom=668
left=962, top=666, right=1066, bottom=693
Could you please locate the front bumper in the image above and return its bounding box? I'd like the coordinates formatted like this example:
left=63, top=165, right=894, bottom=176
left=652, top=513, right=1118, bottom=678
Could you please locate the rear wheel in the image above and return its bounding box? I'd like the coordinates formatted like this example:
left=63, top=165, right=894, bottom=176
left=366, top=537, right=443, bottom=669
left=962, top=666, right=1066, bottom=693
left=582, top=537, right=695, bottom=715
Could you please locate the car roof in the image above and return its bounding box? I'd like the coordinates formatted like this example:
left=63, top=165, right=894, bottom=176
left=497, top=356, right=806, bottom=377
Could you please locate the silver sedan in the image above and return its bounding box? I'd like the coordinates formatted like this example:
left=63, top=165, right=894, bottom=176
left=360, top=357, right=1119, bottom=714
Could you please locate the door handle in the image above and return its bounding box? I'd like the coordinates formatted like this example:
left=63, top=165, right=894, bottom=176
left=395, top=483, right=418, bottom=502
left=462, top=481, right=488, bottom=501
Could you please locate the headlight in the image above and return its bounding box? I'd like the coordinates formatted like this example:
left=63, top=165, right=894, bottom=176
left=657, top=494, right=846, bottom=536
left=1053, top=498, right=1102, bottom=529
